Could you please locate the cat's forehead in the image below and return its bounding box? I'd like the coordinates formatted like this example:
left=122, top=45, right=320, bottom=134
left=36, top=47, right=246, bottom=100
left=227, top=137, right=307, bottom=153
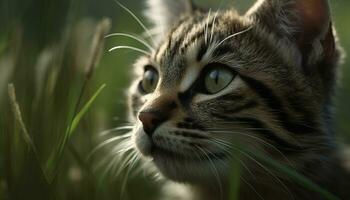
left=144, top=10, right=252, bottom=86
left=154, top=10, right=248, bottom=61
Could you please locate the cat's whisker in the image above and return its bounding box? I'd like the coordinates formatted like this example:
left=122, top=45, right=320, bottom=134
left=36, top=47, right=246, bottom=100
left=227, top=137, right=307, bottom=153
left=108, top=45, right=151, bottom=56
left=204, top=9, right=212, bottom=45
left=120, top=152, right=140, bottom=197
left=141, top=160, right=160, bottom=181
left=103, top=140, right=139, bottom=190
left=128, top=153, right=141, bottom=174
left=208, top=129, right=293, bottom=166
left=269, top=117, right=318, bottom=132
left=211, top=117, right=302, bottom=144
left=98, top=151, right=124, bottom=184
left=212, top=138, right=295, bottom=199
left=207, top=139, right=258, bottom=184
left=201, top=139, right=252, bottom=182
left=105, top=32, right=155, bottom=51
left=209, top=10, right=220, bottom=44
left=88, top=133, right=132, bottom=159
left=196, top=145, right=224, bottom=200
left=209, top=2, right=223, bottom=44
left=112, top=152, right=133, bottom=177
left=114, top=0, right=156, bottom=46
left=99, top=126, right=133, bottom=137
left=116, top=150, right=138, bottom=179
left=93, top=150, right=115, bottom=174
left=241, top=178, right=266, bottom=200
left=141, top=27, right=163, bottom=39
left=261, top=107, right=319, bottom=132
left=111, top=142, right=134, bottom=155
left=212, top=26, right=253, bottom=51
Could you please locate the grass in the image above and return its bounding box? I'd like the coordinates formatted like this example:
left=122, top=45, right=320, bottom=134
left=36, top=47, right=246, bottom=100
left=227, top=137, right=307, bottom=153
left=1, top=16, right=117, bottom=199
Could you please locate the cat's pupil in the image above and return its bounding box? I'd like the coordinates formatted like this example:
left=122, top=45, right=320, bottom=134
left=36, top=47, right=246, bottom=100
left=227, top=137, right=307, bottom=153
left=147, top=72, right=154, bottom=85
left=141, top=68, right=158, bottom=93
left=211, top=70, right=219, bottom=84
left=204, top=66, right=235, bottom=94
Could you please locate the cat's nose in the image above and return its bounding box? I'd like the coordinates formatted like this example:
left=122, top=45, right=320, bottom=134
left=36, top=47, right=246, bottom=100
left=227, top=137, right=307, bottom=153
left=138, top=110, right=167, bottom=137
left=138, top=99, right=177, bottom=137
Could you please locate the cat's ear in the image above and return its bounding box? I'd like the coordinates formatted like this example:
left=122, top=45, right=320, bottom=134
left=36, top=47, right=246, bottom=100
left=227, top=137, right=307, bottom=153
left=246, top=0, right=337, bottom=69
left=144, top=0, right=194, bottom=41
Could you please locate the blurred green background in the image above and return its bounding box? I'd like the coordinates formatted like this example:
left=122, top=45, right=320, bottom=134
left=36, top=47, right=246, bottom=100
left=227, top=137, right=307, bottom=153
left=0, top=0, right=349, bottom=199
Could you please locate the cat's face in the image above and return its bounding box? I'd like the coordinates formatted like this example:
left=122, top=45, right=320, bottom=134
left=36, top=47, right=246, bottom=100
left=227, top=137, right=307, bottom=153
left=127, top=0, right=339, bottom=183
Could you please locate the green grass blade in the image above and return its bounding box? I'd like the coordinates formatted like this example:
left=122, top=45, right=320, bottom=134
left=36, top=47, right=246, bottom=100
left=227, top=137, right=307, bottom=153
left=229, top=156, right=241, bottom=200
left=7, top=84, right=51, bottom=187
left=60, top=83, right=106, bottom=157
left=67, top=83, right=106, bottom=137
left=46, top=84, right=106, bottom=180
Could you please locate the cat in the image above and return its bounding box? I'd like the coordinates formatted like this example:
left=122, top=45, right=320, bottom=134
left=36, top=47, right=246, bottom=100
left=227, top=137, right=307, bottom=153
left=121, top=0, right=350, bottom=199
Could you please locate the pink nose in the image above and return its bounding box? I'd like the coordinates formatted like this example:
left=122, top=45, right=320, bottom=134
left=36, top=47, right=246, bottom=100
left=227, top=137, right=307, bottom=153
left=138, top=96, right=177, bottom=137
left=138, top=110, right=166, bottom=137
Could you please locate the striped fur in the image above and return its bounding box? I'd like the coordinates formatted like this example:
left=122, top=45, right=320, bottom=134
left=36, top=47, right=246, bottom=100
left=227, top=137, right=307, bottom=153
left=124, top=0, right=350, bottom=199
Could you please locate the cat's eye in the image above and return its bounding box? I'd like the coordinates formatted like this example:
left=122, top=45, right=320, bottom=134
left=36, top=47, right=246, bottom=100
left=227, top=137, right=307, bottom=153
left=140, top=67, right=159, bottom=94
left=204, top=66, right=235, bottom=94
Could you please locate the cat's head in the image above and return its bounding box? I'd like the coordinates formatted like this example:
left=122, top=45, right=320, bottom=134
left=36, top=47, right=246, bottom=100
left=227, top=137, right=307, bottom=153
left=127, top=0, right=342, bottom=184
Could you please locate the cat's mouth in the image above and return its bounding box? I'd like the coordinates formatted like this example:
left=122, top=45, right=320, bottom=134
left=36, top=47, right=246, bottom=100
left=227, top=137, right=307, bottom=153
left=150, top=143, right=228, bottom=162
left=135, top=126, right=231, bottom=182
left=135, top=126, right=228, bottom=163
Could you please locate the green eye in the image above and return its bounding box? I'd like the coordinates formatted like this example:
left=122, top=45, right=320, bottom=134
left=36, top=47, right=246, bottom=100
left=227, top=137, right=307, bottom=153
left=204, top=66, right=235, bottom=94
left=141, top=68, right=159, bottom=93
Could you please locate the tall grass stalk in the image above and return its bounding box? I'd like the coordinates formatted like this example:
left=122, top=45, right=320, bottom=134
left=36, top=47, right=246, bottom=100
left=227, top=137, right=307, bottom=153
left=46, top=18, right=111, bottom=183
left=7, top=84, right=50, bottom=184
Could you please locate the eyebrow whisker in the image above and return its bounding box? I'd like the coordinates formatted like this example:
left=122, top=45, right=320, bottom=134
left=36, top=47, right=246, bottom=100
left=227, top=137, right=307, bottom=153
left=108, top=45, right=151, bottom=56
left=106, top=33, right=155, bottom=52
left=205, top=9, right=212, bottom=45
left=114, top=0, right=156, bottom=46
left=213, top=26, right=253, bottom=51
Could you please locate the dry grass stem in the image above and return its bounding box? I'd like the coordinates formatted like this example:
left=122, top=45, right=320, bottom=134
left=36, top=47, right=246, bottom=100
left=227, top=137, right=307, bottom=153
left=85, top=18, right=111, bottom=78
left=8, top=83, right=35, bottom=150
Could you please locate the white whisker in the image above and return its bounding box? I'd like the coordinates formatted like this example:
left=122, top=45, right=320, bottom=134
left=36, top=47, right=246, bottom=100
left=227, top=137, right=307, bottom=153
left=100, top=126, right=133, bottom=136
left=114, top=0, right=156, bottom=46
left=120, top=152, right=140, bottom=198
left=208, top=129, right=293, bottom=166
left=205, top=9, right=212, bottom=45
left=108, top=45, right=151, bottom=56
left=207, top=138, right=256, bottom=180
left=213, top=26, right=253, bottom=50
left=212, top=138, right=294, bottom=199
left=90, top=134, right=131, bottom=155
left=106, top=32, right=154, bottom=51
left=196, top=146, right=224, bottom=200
left=210, top=4, right=222, bottom=44
left=241, top=178, right=266, bottom=200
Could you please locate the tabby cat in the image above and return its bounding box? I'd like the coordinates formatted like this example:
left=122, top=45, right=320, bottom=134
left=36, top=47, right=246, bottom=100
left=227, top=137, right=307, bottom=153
left=122, top=0, right=350, bottom=199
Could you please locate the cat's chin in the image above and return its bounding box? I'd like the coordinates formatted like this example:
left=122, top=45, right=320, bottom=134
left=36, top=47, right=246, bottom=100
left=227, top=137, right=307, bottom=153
left=150, top=147, right=229, bottom=184
left=136, top=136, right=229, bottom=183
left=134, top=126, right=230, bottom=183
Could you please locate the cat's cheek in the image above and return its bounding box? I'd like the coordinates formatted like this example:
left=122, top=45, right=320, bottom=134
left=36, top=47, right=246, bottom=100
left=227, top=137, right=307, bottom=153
left=134, top=127, right=153, bottom=157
